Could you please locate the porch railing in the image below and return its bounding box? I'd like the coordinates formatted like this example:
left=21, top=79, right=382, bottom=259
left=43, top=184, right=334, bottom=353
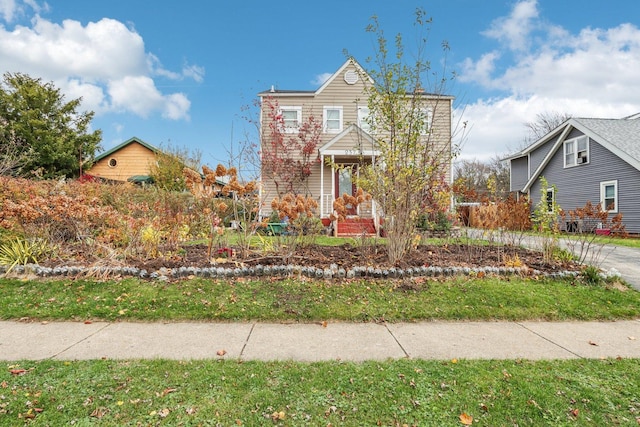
left=322, top=194, right=334, bottom=217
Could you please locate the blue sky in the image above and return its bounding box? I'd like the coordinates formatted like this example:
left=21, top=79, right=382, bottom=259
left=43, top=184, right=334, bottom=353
left=2, top=0, right=640, bottom=168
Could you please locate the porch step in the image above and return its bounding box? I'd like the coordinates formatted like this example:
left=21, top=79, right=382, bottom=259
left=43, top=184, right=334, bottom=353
left=336, top=218, right=377, bottom=236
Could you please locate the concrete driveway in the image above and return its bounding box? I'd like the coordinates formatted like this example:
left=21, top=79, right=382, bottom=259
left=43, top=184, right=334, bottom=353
left=464, top=228, right=640, bottom=291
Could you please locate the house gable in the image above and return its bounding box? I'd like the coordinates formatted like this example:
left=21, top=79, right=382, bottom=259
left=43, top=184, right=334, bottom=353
left=87, top=137, right=160, bottom=182
left=93, top=137, right=159, bottom=162
left=315, top=58, right=373, bottom=96
left=521, top=118, right=640, bottom=192
left=319, top=124, right=379, bottom=156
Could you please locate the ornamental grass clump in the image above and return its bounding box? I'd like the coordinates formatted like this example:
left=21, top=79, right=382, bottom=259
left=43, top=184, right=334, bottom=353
left=0, top=236, right=52, bottom=273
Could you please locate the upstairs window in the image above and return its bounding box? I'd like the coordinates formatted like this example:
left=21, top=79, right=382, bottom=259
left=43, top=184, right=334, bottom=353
left=280, top=107, right=302, bottom=133
left=564, top=135, right=589, bottom=167
left=323, top=106, right=343, bottom=133
left=357, top=106, right=371, bottom=133
left=420, top=107, right=433, bottom=135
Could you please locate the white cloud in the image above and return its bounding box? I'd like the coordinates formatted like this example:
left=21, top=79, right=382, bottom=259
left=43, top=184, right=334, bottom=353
left=482, top=0, right=539, bottom=52
left=0, top=0, right=18, bottom=22
left=0, top=0, right=46, bottom=23
left=459, top=51, right=501, bottom=88
left=182, top=63, right=205, bottom=83
left=108, top=76, right=164, bottom=117
left=459, top=0, right=640, bottom=162
left=163, top=93, right=191, bottom=120
left=312, top=72, right=333, bottom=86
left=0, top=5, right=202, bottom=121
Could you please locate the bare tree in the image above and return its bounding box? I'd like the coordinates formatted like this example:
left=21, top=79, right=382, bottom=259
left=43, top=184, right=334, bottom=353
left=453, top=155, right=510, bottom=202
left=525, top=111, right=571, bottom=142
left=353, top=8, right=461, bottom=264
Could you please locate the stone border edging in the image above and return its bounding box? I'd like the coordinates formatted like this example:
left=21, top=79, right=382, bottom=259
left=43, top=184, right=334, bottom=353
left=1, top=263, right=581, bottom=281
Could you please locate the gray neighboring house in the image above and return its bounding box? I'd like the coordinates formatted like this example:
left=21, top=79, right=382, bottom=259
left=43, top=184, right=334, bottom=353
left=507, top=113, right=640, bottom=234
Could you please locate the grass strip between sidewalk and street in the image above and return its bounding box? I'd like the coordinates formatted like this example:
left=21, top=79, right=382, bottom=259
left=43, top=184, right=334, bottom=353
left=2, top=358, right=639, bottom=426
left=1, top=275, right=639, bottom=322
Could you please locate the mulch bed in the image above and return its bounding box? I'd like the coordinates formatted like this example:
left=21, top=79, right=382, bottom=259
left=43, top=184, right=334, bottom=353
left=129, top=243, right=581, bottom=275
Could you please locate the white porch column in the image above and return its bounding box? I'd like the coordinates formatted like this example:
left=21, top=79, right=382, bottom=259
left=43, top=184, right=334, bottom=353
left=320, top=154, right=324, bottom=217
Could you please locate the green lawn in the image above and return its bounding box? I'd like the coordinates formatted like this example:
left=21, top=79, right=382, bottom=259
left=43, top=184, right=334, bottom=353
left=2, top=237, right=640, bottom=426
left=2, top=358, right=638, bottom=426
left=2, top=275, right=639, bottom=322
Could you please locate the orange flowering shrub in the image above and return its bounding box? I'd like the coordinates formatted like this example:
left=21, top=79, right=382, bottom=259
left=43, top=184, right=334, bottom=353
left=0, top=180, right=124, bottom=245
left=268, top=193, right=321, bottom=262
left=184, top=163, right=261, bottom=259
left=329, top=188, right=371, bottom=221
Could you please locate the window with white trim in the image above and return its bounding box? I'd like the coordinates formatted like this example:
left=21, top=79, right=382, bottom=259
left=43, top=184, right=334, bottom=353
left=564, top=135, right=589, bottom=167
left=420, top=107, right=433, bottom=135
left=545, top=187, right=555, bottom=213
left=600, top=180, right=618, bottom=213
left=357, top=106, right=371, bottom=132
left=323, top=106, right=343, bottom=133
left=280, top=106, right=302, bottom=133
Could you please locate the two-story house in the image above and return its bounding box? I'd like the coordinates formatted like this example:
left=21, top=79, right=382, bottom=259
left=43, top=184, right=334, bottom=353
left=258, top=58, right=454, bottom=234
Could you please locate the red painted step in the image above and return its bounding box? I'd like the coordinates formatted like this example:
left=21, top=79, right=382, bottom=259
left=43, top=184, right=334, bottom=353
left=336, top=218, right=377, bottom=236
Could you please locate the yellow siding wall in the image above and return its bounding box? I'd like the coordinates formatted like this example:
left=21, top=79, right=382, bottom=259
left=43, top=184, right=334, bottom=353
left=88, top=143, right=157, bottom=182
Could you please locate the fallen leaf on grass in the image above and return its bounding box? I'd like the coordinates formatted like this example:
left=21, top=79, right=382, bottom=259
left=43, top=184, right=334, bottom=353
left=10, top=369, right=27, bottom=376
left=459, top=412, right=473, bottom=425
left=570, top=408, right=580, bottom=417
left=157, top=387, right=177, bottom=397
left=271, top=410, right=286, bottom=421
left=159, top=408, right=170, bottom=418
left=90, top=407, right=108, bottom=418
left=322, top=321, right=328, bottom=328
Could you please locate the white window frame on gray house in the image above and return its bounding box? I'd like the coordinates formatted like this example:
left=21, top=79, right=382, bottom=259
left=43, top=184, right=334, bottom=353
left=564, top=135, right=589, bottom=167
left=280, top=106, right=302, bottom=133
left=323, top=106, right=343, bottom=133
left=600, top=180, right=618, bottom=213
left=546, top=187, right=555, bottom=213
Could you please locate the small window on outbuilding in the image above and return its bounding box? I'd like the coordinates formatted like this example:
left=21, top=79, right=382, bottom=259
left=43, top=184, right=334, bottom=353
left=108, top=158, right=117, bottom=168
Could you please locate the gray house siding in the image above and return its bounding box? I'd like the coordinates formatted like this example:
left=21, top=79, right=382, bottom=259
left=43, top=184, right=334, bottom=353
left=530, top=138, right=640, bottom=233
left=510, top=156, right=529, bottom=191
left=529, top=136, right=557, bottom=173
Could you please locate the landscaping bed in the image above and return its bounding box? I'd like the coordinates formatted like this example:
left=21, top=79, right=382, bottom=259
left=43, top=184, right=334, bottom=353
left=23, top=242, right=585, bottom=281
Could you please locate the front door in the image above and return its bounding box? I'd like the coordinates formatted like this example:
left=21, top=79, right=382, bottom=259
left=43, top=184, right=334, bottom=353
left=336, top=165, right=357, bottom=215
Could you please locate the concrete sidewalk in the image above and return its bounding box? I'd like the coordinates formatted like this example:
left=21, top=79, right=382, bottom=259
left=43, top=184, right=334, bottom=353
left=2, top=320, right=640, bottom=362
